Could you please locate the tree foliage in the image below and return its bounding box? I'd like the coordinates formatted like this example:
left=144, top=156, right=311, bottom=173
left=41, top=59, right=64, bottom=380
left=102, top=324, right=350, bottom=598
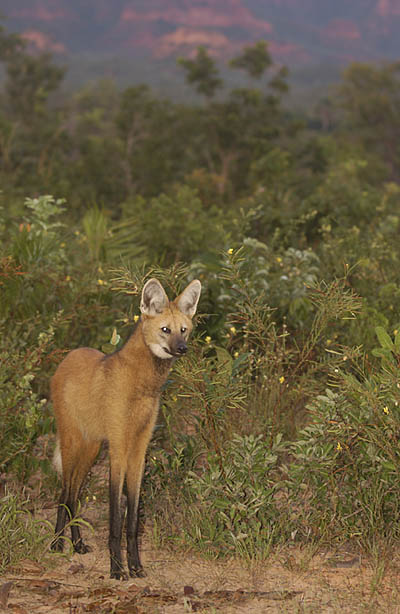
left=178, top=46, right=223, bottom=99
left=230, top=40, right=273, bottom=80
left=339, top=61, right=400, bottom=176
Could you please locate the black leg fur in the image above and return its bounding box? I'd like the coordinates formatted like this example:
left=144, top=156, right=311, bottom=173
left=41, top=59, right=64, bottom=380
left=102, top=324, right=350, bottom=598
left=127, top=493, right=145, bottom=577
left=51, top=500, right=68, bottom=551
left=109, top=475, right=126, bottom=579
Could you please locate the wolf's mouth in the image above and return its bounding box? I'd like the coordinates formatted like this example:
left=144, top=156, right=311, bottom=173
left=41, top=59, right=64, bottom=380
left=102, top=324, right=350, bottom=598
left=163, top=347, right=177, bottom=357
left=163, top=347, right=182, bottom=358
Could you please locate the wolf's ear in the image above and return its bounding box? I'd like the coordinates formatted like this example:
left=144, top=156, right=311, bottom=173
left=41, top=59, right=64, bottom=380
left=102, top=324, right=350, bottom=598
left=175, top=279, right=202, bottom=318
left=140, top=279, right=169, bottom=316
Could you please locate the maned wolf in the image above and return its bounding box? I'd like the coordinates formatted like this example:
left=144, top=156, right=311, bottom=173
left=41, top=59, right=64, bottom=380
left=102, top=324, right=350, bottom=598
left=50, top=278, right=201, bottom=579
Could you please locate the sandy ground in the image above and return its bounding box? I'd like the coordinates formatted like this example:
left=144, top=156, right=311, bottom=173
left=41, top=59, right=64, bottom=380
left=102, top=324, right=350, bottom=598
left=2, top=453, right=400, bottom=613
left=3, top=519, right=400, bottom=614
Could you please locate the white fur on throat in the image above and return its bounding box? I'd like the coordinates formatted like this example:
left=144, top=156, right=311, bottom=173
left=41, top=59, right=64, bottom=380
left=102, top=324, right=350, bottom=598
left=149, top=343, right=174, bottom=359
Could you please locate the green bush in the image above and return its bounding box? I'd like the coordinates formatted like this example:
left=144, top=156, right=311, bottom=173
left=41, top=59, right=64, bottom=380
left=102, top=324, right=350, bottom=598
left=141, top=255, right=364, bottom=557
left=286, top=326, right=400, bottom=551
left=122, top=184, right=230, bottom=265
left=0, top=318, right=57, bottom=477
left=183, top=433, right=287, bottom=558
left=0, top=489, right=51, bottom=572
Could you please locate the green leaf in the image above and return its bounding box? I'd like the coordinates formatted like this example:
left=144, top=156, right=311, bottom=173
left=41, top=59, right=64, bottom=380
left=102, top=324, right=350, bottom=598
left=381, top=460, right=396, bottom=472
left=375, top=326, right=394, bottom=351
left=232, top=352, right=250, bottom=375
left=215, top=347, right=233, bottom=379
left=371, top=348, right=394, bottom=361
left=101, top=343, right=115, bottom=354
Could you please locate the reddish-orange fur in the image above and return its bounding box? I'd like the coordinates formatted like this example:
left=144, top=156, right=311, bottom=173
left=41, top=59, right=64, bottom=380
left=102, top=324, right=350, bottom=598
left=51, top=278, right=201, bottom=579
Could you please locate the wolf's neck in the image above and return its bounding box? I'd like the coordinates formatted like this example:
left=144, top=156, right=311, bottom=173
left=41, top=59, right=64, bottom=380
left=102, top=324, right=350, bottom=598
left=118, top=323, right=173, bottom=383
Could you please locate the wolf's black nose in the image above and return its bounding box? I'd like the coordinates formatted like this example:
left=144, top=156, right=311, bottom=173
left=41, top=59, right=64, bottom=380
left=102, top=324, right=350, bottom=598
left=176, top=343, right=187, bottom=355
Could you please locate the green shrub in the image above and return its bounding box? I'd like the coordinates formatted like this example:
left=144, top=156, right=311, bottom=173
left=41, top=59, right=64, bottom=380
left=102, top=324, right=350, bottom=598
left=183, top=433, right=287, bottom=558
left=142, top=255, right=364, bottom=557
left=0, top=319, right=57, bottom=477
left=0, top=489, right=51, bottom=572
left=122, top=185, right=230, bottom=265
left=286, top=326, right=400, bottom=551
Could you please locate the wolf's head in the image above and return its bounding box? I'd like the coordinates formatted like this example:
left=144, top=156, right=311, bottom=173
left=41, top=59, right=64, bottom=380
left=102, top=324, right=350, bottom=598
left=140, top=278, right=201, bottom=359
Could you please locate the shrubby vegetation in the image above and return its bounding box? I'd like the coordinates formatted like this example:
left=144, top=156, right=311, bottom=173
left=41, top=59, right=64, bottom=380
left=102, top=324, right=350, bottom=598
left=1, top=21, right=400, bottom=567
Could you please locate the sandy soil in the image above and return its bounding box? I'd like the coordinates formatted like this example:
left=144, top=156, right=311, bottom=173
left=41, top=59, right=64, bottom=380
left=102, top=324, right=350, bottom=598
left=3, top=517, right=400, bottom=614
left=2, top=453, right=400, bottom=613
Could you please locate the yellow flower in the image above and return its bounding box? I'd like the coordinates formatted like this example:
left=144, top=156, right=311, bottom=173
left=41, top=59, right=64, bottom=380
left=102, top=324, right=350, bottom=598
left=383, top=406, right=389, bottom=415
left=276, top=256, right=282, bottom=263
left=229, top=326, right=236, bottom=334
left=133, top=315, right=139, bottom=323
left=336, top=442, right=342, bottom=452
left=227, top=248, right=233, bottom=255
left=205, top=336, right=212, bottom=344
left=326, top=339, right=332, bottom=346
left=279, top=376, right=285, bottom=384
left=65, top=275, right=71, bottom=282
left=234, top=351, right=239, bottom=358
left=60, top=242, right=66, bottom=248
left=97, top=279, right=105, bottom=285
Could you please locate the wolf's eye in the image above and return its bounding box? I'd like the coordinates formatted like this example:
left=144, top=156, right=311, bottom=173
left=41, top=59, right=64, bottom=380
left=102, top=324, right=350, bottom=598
left=161, top=326, right=171, bottom=334
left=181, top=327, right=187, bottom=334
